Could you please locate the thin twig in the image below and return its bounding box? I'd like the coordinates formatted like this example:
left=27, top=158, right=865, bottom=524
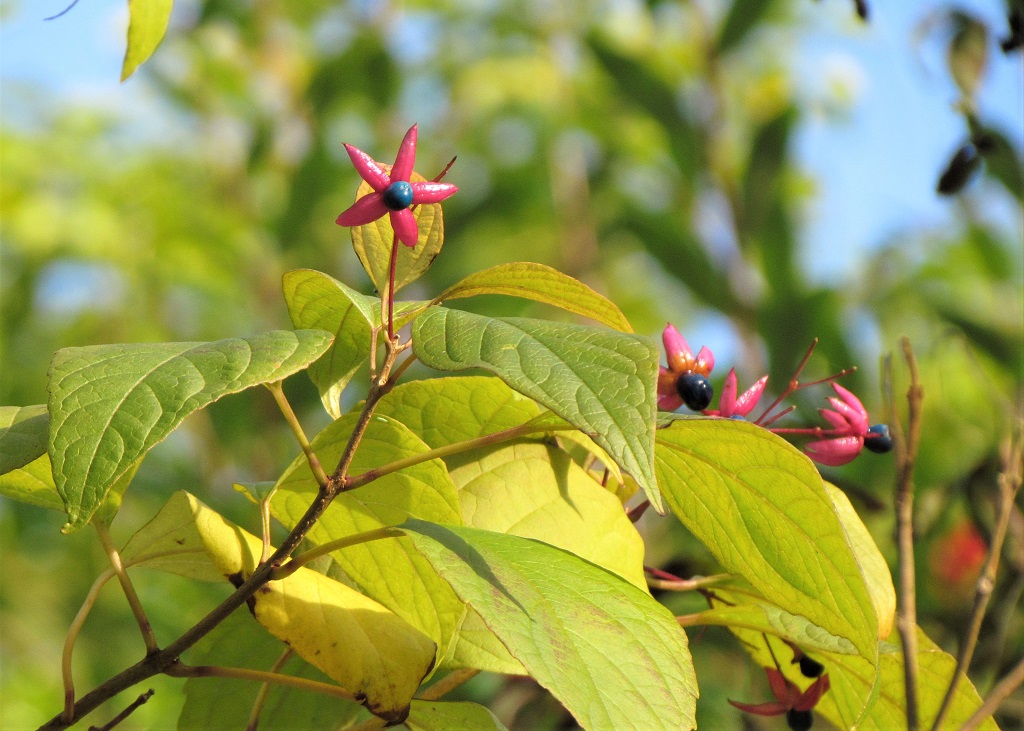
left=386, top=234, right=400, bottom=340
left=61, top=568, right=116, bottom=721
left=266, top=381, right=328, bottom=488
left=270, top=526, right=401, bottom=580
left=86, top=689, right=153, bottom=731
left=246, top=649, right=293, bottom=731
left=44, top=0, right=81, bottom=21
left=649, top=575, right=730, bottom=592
left=166, top=661, right=357, bottom=702
left=343, top=420, right=575, bottom=492
left=933, top=432, right=1023, bottom=730
left=890, top=338, right=924, bottom=731
left=959, top=654, right=1024, bottom=731
left=42, top=341, right=406, bottom=729
left=416, top=669, right=480, bottom=701
left=94, top=522, right=159, bottom=655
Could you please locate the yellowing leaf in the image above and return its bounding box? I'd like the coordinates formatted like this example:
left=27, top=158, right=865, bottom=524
left=121, top=0, right=174, bottom=81
left=271, top=412, right=464, bottom=666
left=402, top=521, right=698, bottom=730
left=351, top=173, right=444, bottom=294
left=121, top=491, right=435, bottom=722
left=0, top=454, right=63, bottom=512
left=0, top=404, right=48, bottom=474
left=435, top=262, right=633, bottom=332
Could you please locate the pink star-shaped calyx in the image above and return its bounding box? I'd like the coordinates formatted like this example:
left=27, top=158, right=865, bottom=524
left=704, top=368, right=768, bottom=418
left=729, top=668, right=830, bottom=730
left=336, top=124, right=458, bottom=248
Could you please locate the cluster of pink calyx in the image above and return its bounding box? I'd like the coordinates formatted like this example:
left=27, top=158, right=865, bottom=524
left=658, top=324, right=893, bottom=467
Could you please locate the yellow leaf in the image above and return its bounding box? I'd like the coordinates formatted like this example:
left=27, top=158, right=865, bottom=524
left=121, top=491, right=436, bottom=722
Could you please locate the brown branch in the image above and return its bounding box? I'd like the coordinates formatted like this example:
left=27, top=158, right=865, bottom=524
left=933, top=431, right=1023, bottom=730
left=889, top=338, right=925, bottom=731
left=40, top=342, right=407, bottom=729
left=959, top=654, right=1024, bottom=731
left=85, top=689, right=153, bottom=731
left=416, top=669, right=480, bottom=702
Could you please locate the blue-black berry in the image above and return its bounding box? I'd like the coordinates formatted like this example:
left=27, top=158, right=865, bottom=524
left=799, top=655, right=825, bottom=678
left=382, top=180, right=415, bottom=210
left=787, top=709, right=814, bottom=731
left=676, top=373, right=713, bottom=411
left=865, top=424, right=893, bottom=454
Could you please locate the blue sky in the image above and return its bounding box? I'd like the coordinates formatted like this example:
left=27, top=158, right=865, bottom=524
left=2, top=0, right=1021, bottom=287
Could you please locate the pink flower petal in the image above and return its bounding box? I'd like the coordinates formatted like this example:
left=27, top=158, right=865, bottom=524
left=336, top=193, right=388, bottom=226
left=718, top=369, right=739, bottom=416
left=343, top=144, right=390, bottom=191
left=734, top=375, right=768, bottom=417
left=766, top=668, right=800, bottom=705
left=390, top=124, right=418, bottom=183
left=412, top=181, right=459, bottom=204
left=390, top=208, right=420, bottom=248
left=832, top=384, right=869, bottom=433
left=727, top=700, right=788, bottom=717
left=827, top=395, right=868, bottom=435
left=805, top=436, right=864, bottom=466
left=819, top=408, right=850, bottom=431
left=696, top=346, right=715, bottom=374
left=794, top=675, right=831, bottom=712
left=662, top=323, right=691, bottom=372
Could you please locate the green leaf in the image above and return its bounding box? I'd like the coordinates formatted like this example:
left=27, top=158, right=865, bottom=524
left=435, top=262, right=633, bottom=332
left=351, top=173, right=444, bottom=294
left=401, top=521, right=698, bottom=731
left=446, top=440, right=646, bottom=674
left=412, top=308, right=661, bottom=512
left=271, top=411, right=464, bottom=665
left=717, top=0, right=777, bottom=55
left=122, top=491, right=435, bottom=722
left=375, top=376, right=543, bottom=449
left=47, top=329, right=333, bottom=531
left=0, top=405, right=49, bottom=475
left=680, top=583, right=857, bottom=656
left=283, top=269, right=377, bottom=418
left=824, top=482, right=896, bottom=640
left=406, top=699, right=508, bottom=731
left=0, top=455, right=63, bottom=512
left=179, top=610, right=362, bottom=731
left=586, top=35, right=701, bottom=180
left=121, top=0, right=174, bottom=81
left=737, top=629, right=995, bottom=730
left=448, top=441, right=646, bottom=589
left=655, top=419, right=878, bottom=660
left=947, top=12, right=988, bottom=99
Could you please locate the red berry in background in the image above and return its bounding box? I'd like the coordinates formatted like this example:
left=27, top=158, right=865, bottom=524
left=929, top=519, right=988, bottom=593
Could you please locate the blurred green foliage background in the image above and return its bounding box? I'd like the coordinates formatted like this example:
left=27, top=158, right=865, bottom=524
left=1, top=0, right=1021, bottom=728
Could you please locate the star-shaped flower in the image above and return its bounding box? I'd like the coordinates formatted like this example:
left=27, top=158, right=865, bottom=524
left=336, top=124, right=458, bottom=248
left=729, top=667, right=831, bottom=731
left=704, top=368, right=768, bottom=419
left=657, top=323, right=715, bottom=412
